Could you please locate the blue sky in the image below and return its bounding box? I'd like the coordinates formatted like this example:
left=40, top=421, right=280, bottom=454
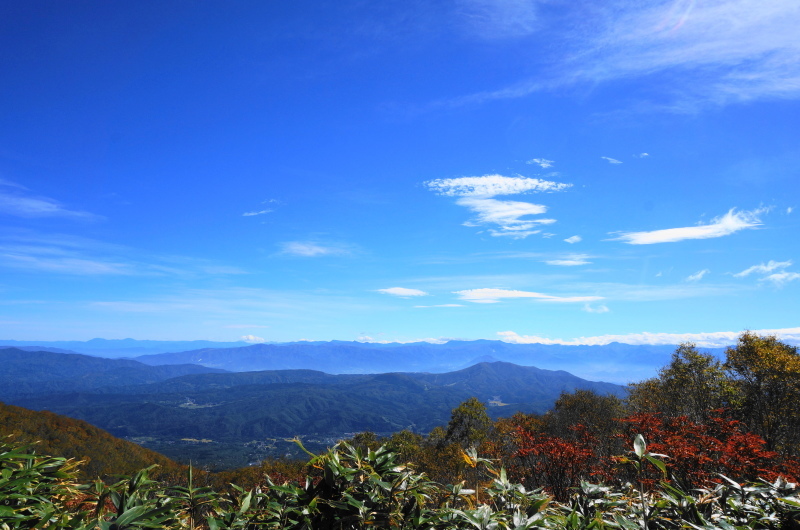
left=1, top=0, right=798, bottom=346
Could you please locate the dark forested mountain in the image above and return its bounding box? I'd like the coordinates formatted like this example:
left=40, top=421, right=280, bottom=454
left=0, top=401, right=183, bottom=480
left=9, top=361, right=625, bottom=443
left=0, top=348, right=226, bottom=399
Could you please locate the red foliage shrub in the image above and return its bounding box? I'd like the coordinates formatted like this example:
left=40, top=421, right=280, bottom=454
left=502, top=410, right=799, bottom=499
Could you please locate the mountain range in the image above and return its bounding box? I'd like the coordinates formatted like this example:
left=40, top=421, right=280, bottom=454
left=2, top=345, right=626, bottom=466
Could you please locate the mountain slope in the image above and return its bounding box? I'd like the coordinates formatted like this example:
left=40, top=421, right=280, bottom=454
left=0, top=401, right=183, bottom=480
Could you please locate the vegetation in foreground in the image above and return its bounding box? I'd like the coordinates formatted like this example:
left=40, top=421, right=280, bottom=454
left=2, top=435, right=799, bottom=530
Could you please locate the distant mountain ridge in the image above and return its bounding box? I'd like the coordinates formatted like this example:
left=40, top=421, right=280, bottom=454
left=0, top=338, right=728, bottom=383
left=131, top=339, right=695, bottom=383
left=0, top=348, right=226, bottom=399
left=0, top=338, right=251, bottom=358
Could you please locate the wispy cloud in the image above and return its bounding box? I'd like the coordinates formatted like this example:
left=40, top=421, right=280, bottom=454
left=241, top=334, right=266, bottom=343
left=579, top=0, right=800, bottom=105
left=458, top=198, right=555, bottom=238
left=425, top=174, right=570, bottom=238
left=564, top=235, right=582, bottom=244
left=686, top=269, right=710, bottom=282
left=582, top=303, right=610, bottom=313
left=498, top=326, right=800, bottom=348
left=762, top=272, right=800, bottom=286
left=0, top=253, right=134, bottom=275
left=611, top=208, right=764, bottom=244
left=278, top=241, right=351, bottom=257
left=634, top=153, right=650, bottom=158
left=457, top=0, right=542, bottom=39
left=545, top=255, right=591, bottom=266
left=454, top=288, right=603, bottom=304
left=376, top=287, right=429, bottom=297
left=734, top=260, right=792, bottom=277
left=414, top=304, right=464, bottom=308
left=0, top=231, right=245, bottom=277
left=425, top=174, right=569, bottom=197
left=446, top=0, right=800, bottom=109
left=527, top=158, right=554, bottom=168
left=0, top=179, right=100, bottom=220
left=601, top=156, right=623, bottom=164
left=242, top=209, right=272, bottom=217
left=736, top=260, right=800, bottom=287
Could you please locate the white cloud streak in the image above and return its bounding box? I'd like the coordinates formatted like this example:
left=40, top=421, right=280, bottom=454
left=686, top=269, right=710, bottom=282
left=734, top=260, right=792, bottom=277
left=243, top=209, right=272, bottom=217
left=0, top=233, right=246, bottom=277
left=611, top=208, right=764, bottom=244
left=601, top=156, right=623, bottom=164
left=0, top=180, right=99, bottom=220
left=527, top=158, right=554, bottom=168
left=582, top=303, right=610, bottom=313
left=762, top=272, right=800, bottom=286
left=241, top=334, right=266, bottom=343
left=564, top=235, right=582, bottom=244
left=278, top=241, right=350, bottom=257
left=498, top=327, right=800, bottom=348
left=545, top=255, right=591, bottom=266
left=425, top=174, right=569, bottom=197
left=376, top=287, right=429, bottom=297
left=454, top=288, right=603, bottom=304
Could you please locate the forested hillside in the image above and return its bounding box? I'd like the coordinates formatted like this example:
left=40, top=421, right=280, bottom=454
left=0, top=401, right=184, bottom=480
left=7, top=360, right=623, bottom=467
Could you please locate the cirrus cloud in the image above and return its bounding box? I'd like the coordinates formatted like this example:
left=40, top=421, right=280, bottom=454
left=377, top=287, right=429, bottom=297
left=0, top=179, right=100, bottom=220
left=686, top=269, right=710, bottom=282
left=454, top=288, right=603, bottom=304
left=610, top=208, right=764, bottom=244
left=545, top=254, right=591, bottom=266
left=734, top=260, right=792, bottom=277
left=278, top=241, right=351, bottom=257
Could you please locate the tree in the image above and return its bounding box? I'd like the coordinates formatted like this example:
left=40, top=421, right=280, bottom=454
left=442, top=397, right=493, bottom=450
left=546, top=389, right=625, bottom=461
left=724, top=332, right=800, bottom=454
left=627, top=343, right=733, bottom=423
